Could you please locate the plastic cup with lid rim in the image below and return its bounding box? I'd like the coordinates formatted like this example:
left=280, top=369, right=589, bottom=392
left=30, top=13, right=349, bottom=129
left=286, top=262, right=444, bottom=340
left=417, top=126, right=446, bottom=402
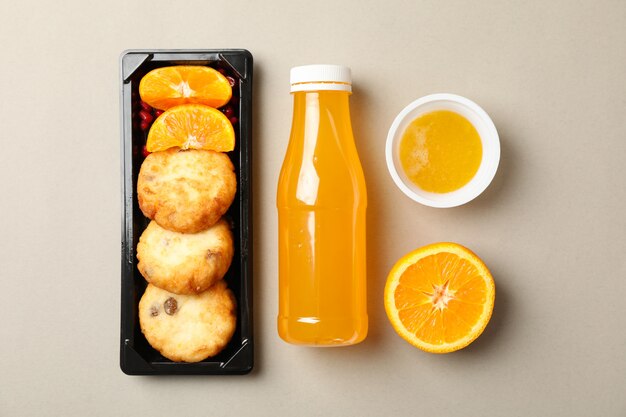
left=385, top=93, right=500, bottom=208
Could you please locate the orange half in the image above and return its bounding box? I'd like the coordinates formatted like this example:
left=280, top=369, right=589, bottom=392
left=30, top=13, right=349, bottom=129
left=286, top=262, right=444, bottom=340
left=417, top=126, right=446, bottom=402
left=139, top=66, right=232, bottom=110
left=146, top=104, right=235, bottom=152
left=384, top=242, right=495, bottom=353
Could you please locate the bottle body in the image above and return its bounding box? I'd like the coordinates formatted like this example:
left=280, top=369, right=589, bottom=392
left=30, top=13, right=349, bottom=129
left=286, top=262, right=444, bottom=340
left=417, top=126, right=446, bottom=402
left=277, top=89, right=367, bottom=346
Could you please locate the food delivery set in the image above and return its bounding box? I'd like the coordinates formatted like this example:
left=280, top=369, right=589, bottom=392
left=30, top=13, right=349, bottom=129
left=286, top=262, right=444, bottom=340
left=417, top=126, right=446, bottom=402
left=120, top=50, right=500, bottom=375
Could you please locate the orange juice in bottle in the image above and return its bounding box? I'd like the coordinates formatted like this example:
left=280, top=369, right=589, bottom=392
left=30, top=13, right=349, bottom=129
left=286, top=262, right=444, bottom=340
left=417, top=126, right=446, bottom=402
left=277, top=65, right=367, bottom=346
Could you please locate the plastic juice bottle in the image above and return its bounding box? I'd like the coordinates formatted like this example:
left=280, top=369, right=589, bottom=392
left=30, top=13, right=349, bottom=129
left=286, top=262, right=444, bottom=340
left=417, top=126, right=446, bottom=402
left=277, top=65, right=367, bottom=346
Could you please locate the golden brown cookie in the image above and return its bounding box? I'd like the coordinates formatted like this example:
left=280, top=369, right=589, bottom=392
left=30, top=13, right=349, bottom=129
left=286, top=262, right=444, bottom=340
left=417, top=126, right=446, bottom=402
left=137, top=219, right=234, bottom=295
left=137, top=148, right=237, bottom=233
left=139, top=282, right=237, bottom=363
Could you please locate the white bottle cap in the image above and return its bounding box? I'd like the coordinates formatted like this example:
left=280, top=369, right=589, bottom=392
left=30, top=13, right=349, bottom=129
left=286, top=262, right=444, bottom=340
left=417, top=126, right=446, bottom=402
left=290, top=65, right=352, bottom=92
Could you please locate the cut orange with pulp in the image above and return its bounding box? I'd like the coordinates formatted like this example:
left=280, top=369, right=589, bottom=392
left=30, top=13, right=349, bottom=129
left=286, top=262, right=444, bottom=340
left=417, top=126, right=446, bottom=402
left=139, top=66, right=232, bottom=110
left=384, top=242, right=495, bottom=353
left=146, top=104, right=235, bottom=152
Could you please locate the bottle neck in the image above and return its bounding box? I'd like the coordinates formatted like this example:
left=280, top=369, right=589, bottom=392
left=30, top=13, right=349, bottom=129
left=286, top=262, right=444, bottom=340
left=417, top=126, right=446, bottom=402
left=291, top=90, right=353, bottom=143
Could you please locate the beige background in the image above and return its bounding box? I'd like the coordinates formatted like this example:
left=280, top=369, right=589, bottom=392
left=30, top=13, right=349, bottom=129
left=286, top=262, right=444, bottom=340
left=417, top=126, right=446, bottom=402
left=1, top=0, right=625, bottom=415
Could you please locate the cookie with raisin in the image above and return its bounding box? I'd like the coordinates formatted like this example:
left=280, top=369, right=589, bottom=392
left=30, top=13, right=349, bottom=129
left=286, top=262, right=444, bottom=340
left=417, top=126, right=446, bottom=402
left=138, top=281, right=237, bottom=362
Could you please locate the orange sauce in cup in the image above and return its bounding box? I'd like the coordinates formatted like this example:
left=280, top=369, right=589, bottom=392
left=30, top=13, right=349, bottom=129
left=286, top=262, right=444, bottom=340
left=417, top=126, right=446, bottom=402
left=399, top=110, right=482, bottom=193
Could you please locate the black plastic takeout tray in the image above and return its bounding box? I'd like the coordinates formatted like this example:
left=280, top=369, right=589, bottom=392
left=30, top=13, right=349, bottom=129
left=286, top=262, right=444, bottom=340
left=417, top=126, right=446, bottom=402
left=119, top=49, right=253, bottom=375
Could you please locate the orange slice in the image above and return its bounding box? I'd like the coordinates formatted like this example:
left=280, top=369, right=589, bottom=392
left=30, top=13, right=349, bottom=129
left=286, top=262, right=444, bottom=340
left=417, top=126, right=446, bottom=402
left=146, top=104, right=235, bottom=152
left=139, top=66, right=232, bottom=110
left=384, top=242, right=495, bottom=353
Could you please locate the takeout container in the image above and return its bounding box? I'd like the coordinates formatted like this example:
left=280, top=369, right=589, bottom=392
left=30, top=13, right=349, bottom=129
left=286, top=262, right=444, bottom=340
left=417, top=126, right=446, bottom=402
left=119, top=49, right=253, bottom=375
left=385, top=93, right=500, bottom=208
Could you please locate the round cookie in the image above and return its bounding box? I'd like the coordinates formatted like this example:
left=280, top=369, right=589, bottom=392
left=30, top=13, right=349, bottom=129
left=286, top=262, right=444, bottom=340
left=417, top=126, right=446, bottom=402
left=139, top=281, right=237, bottom=363
left=137, top=219, right=234, bottom=294
left=137, top=148, right=237, bottom=233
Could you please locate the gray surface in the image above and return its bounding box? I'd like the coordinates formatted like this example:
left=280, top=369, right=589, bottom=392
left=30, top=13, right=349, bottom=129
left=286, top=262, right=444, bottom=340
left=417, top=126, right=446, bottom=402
left=1, top=0, right=625, bottom=415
